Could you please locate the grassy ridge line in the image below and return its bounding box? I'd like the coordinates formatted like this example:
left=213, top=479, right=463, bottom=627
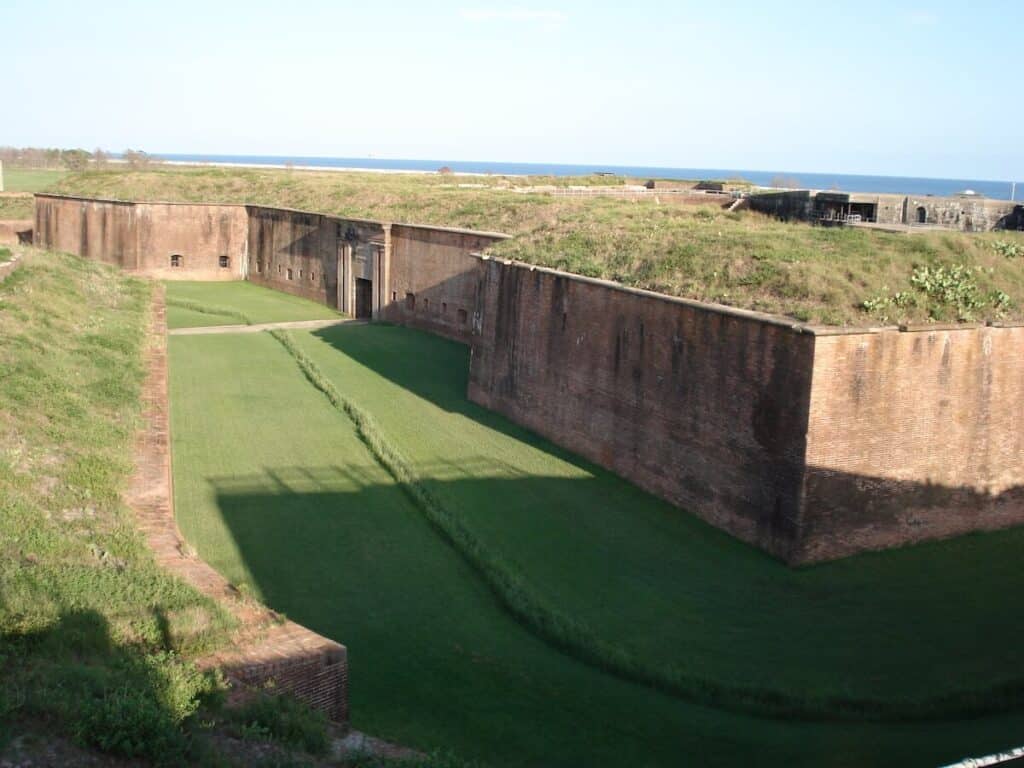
left=165, top=297, right=251, bottom=325
left=269, top=329, right=1024, bottom=722
left=0, top=253, right=237, bottom=762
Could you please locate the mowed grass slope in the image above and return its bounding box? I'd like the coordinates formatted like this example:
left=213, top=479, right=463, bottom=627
left=1, top=168, right=68, bottom=193
left=0, top=251, right=233, bottom=759
left=54, top=166, right=1024, bottom=325
left=291, top=325, right=1024, bottom=707
left=165, top=281, right=341, bottom=328
left=169, top=328, right=1024, bottom=766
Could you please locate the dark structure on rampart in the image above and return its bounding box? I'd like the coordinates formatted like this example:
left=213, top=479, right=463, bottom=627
left=749, top=189, right=1023, bottom=231
left=35, top=194, right=1024, bottom=566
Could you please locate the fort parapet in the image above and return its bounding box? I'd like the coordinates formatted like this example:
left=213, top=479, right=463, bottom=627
left=34, top=193, right=1024, bottom=564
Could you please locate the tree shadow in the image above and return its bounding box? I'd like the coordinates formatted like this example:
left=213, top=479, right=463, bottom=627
left=0, top=607, right=217, bottom=764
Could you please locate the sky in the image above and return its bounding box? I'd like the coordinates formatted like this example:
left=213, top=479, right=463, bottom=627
left=3, top=0, right=1021, bottom=180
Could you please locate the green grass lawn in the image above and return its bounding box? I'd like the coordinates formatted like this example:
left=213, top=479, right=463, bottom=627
left=168, top=326, right=1024, bottom=766
left=0, top=196, right=33, bottom=220
left=164, top=281, right=341, bottom=328
left=290, top=325, right=1024, bottom=707
left=1, top=167, right=68, bottom=193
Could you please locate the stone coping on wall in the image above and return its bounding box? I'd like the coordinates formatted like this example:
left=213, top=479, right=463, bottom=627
left=34, top=193, right=512, bottom=241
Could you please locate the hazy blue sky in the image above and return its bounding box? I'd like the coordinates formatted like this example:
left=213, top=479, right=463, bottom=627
left=4, top=0, right=1020, bottom=179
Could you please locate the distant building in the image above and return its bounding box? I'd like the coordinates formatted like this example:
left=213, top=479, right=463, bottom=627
left=748, top=189, right=1024, bottom=232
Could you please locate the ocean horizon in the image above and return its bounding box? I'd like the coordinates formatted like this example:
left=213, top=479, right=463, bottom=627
left=154, top=153, right=1022, bottom=202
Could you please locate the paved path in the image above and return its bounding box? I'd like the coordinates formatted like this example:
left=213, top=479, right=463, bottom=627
left=169, top=317, right=358, bottom=336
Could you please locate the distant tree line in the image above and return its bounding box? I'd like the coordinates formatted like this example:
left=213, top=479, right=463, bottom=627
left=0, top=146, right=160, bottom=170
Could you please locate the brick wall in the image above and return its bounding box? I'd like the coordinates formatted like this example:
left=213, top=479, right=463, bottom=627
left=466, top=258, right=1024, bottom=563
left=137, top=203, right=247, bottom=280
left=801, top=323, right=1024, bottom=561
left=35, top=195, right=138, bottom=268
left=381, top=224, right=508, bottom=342
left=245, top=206, right=387, bottom=309
left=467, top=257, right=816, bottom=561
left=34, top=195, right=246, bottom=279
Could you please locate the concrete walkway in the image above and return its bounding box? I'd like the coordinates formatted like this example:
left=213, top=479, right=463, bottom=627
left=169, top=317, right=358, bottom=336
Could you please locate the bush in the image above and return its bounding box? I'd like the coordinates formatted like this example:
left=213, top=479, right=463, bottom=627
left=66, top=652, right=216, bottom=763
left=231, top=693, right=329, bottom=756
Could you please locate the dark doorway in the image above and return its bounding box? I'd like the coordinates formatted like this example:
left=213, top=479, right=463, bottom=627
left=355, top=278, right=373, bottom=319
left=916, top=206, right=928, bottom=224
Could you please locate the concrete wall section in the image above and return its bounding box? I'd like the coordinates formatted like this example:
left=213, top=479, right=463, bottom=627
left=467, top=258, right=816, bottom=561
left=382, top=224, right=508, bottom=342
left=747, top=191, right=812, bottom=222
left=909, top=196, right=1019, bottom=231
left=802, top=324, right=1024, bottom=561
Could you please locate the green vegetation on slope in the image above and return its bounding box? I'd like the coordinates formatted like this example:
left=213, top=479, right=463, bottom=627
left=0, top=251, right=235, bottom=761
left=1, top=168, right=68, bottom=193
left=165, top=281, right=341, bottom=329
left=53, top=166, right=1024, bottom=325
left=0, top=196, right=33, bottom=220
left=168, top=327, right=1024, bottom=767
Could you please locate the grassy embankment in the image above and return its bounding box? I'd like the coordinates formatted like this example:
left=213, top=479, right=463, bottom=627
left=1, top=168, right=68, bottom=193
left=0, top=251, right=236, bottom=761
left=0, top=254, right=374, bottom=766
left=53, top=165, right=1024, bottom=325
left=166, top=281, right=341, bottom=329
left=167, top=310, right=1024, bottom=766
left=0, top=167, right=67, bottom=220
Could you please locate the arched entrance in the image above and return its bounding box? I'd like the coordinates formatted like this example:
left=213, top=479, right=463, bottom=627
left=916, top=206, right=927, bottom=224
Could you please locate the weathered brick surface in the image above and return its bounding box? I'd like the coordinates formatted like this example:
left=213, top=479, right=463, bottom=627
left=129, top=288, right=348, bottom=723
left=245, top=205, right=384, bottom=310
left=34, top=195, right=246, bottom=280
left=382, top=224, right=507, bottom=342
left=801, top=324, right=1024, bottom=561
left=468, top=258, right=816, bottom=561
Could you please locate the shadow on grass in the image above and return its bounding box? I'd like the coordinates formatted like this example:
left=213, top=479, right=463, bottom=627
left=206, top=464, right=1024, bottom=722
left=0, top=607, right=219, bottom=764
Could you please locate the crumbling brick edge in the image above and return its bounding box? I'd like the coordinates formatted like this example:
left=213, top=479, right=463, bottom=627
left=126, top=284, right=349, bottom=724
left=0, top=252, right=22, bottom=282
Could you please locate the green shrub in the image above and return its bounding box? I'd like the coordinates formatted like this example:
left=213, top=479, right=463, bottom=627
left=231, top=693, right=329, bottom=756
left=64, top=652, right=218, bottom=763
left=993, top=240, right=1023, bottom=259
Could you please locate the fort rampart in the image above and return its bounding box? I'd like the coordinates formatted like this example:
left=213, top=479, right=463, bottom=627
left=35, top=194, right=1024, bottom=564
